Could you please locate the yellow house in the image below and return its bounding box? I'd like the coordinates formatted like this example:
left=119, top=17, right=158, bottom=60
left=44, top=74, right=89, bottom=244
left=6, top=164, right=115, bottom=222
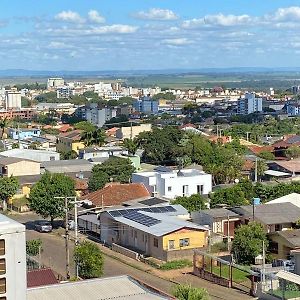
left=0, top=157, right=40, bottom=177
left=56, top=130, right=85, bottom=154
left=268, top=229, right=300, bottom=259
left=99, top=205, right=208, bottom=261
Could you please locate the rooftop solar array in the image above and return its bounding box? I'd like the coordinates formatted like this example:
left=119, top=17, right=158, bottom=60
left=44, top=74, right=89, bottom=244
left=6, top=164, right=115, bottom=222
left=124, top=211, right=161, bottom=227
left=108, top=205, right=176, bottom=218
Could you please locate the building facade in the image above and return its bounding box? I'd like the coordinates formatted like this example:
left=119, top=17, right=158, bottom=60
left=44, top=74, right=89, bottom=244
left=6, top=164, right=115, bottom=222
left=0, top=214, right=26, bottom=300
left=237, top=92, right=263, bottom=115
left=5, top=89, right=21, bottom=109
left=132, top=168, right=212, bottom=199
left=133, top=96, right=158, bottom=114
left=8, top=128, right=41, bottom=140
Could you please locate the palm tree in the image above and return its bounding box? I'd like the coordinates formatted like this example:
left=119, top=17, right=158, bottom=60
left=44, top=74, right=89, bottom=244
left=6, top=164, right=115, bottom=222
left=122, top=138, right=138, bottom=156
left=80, top=131, right=93, bottom=147
left=80, top=129, right=106, bottom=147
left=92, top=129, right=106, bottom=147
left=0, top=117, right=9, bottom=139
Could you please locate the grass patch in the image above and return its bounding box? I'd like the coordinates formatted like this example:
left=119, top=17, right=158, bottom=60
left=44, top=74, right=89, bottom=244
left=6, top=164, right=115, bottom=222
left=204, top=263, right=250, bottom=283
left=159, top=259, right=192, bottom=270
left=271, top=289, right=300, bottom=299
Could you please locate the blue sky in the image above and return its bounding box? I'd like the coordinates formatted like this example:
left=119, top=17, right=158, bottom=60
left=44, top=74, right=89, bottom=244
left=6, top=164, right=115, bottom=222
left=1, top=0, right=300, bottom=70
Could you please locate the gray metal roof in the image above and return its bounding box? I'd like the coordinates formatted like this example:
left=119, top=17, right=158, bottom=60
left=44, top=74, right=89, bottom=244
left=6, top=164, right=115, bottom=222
left=41, top=159, right=93, bottom=173
left=271, top=229, right=300, bottom=248
left=111, top=210, right=208, bottom=237
left=231, top=202, right=300, bottom=224
left=199, top=208, right=239, bottom=218
left=27, top=275, right=169, bottom=300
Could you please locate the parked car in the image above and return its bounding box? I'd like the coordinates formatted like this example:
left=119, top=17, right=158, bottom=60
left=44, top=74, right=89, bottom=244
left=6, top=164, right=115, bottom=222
left=34, top=220, right=52, bottom=233
left=272, top=259, right=295, bottom=272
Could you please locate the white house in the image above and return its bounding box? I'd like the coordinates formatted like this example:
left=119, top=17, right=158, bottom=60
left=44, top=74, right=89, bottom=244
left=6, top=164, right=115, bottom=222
left=132, top=168, right=212, bottom=199
left=0, top=214, right=26, bottom=300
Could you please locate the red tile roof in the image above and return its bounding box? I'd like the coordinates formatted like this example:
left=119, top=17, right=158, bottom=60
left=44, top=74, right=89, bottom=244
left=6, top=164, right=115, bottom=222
left=243, top=159, right=255, bottom=171
left=248, top=145, right=274, bottom=154
left=82, top=183, right=151, bottom=207
left=180, top=123, right=196, bottom=129
left=209, top=135, right=232, bottom=144
left=27, top=268, right=58, bottom=288
left=75, top=178, right=88, bottom=191
left=58, top=124, right=73, bottom=133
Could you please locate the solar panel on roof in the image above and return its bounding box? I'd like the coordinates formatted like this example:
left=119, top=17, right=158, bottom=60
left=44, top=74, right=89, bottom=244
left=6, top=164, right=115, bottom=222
left=124, top=211, right=161, bottom=227
left=165, top=206, right=176, bottom=212
left=109, top=211, right=122, bottom=217
left=149, top=207, right=161, bottom=213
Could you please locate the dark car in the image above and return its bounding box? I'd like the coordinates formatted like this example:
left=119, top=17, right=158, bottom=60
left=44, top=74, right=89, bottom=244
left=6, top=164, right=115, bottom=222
left=34, top=220, right=52, bottom=233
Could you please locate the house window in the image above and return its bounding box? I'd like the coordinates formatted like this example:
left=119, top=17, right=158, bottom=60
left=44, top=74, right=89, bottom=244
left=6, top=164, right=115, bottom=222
left=179, top=238, right=190, bottom=247
left=269, top=241, right=279, bottom=254
left=0, top=259, right=5, bottom=275
left=197, top=185, right=204, bottom=195
left=0, top=278, right=6, bottom=294
left=182, top=185, right=189, bottom=196
left=168, top=186, right=172, bottom=192
left=154, top=238, right=158, bottom=248
left=152, top=185, right=157, bottom=193
left=275, top=224, right=282, bottom=231
left=168, top=240, right=175, bottom=250
left=0, top=240, right=5, bottom=256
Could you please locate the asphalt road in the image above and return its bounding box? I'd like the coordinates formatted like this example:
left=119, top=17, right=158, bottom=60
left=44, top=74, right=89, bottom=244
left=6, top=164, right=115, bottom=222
left=11, top=212, right=253, bottom=300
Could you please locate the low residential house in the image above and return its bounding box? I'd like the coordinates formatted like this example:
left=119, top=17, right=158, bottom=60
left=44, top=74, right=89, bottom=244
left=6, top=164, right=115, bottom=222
left=99, top=205, right=208, bottom=261
left=132, top=167, right=212, bottom=199
left=230, top=203, right=300, bottom=233
left=0, top=157, right=40, bottom=177
left=191, top=208, right=242, bottom=240
left=0, top=149, right=60, bottom=161
left=78, top=146, right=127, bottom=160
left=115, top=123, right=152, bottom=140
left=8, top=128, right=41, bottom=140
left=269, top=229, right=300, bottom=259
left=41, top=159, right=93, bottom=175
left=266, top=193, right=300, bottom=208
left=268, top=160, right=300, bottom=176
left=56, top=130, right=85, bottom=154
left=81, top=182, right=151, bottom=208
left=27, top=275, right=172, bottom=300
left=272, top=135, right=300, bottom=157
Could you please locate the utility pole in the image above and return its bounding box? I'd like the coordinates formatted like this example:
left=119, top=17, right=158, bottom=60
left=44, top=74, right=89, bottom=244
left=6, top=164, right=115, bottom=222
left=216, top=125, right=219, bottom=138
left=130, top=121, right=133, bottom=140
left=227, top=214, right=230, bottom=252
left=262, top=240, right=266, bottom=289
left=254, top=157, right=258, bottom=183
left=64, top=197, right=70, bottom=280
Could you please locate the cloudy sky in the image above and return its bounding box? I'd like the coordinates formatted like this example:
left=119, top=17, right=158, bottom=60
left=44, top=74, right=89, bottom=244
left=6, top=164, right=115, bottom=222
left=1, top=0, right=300, bottom=70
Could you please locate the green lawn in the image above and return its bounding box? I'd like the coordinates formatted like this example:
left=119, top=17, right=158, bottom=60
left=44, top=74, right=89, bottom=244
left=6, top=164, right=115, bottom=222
left=205, top=264, right=250, bottom=283
left=271, top=289, right=300, bottom=299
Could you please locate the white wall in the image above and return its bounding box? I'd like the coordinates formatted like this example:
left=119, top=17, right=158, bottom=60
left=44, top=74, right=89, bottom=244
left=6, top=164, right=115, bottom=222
left=132, top=170, right=212, bottom=199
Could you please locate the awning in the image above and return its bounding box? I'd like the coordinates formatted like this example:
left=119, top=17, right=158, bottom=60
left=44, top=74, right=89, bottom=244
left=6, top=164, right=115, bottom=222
left=264, top=170, right=291, bottom=177
left=277, top=270, right=300, bottom=285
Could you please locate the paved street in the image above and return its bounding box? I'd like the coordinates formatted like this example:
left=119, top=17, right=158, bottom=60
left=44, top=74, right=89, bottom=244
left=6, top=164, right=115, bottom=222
left=11, top=212, right=253, bottom=300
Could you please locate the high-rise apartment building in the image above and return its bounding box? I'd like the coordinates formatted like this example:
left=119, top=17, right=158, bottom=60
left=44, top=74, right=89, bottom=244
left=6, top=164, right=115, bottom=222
left=237, top=92, right=262, bottom=115
left=0, top=214, right=26, bottom=300
left=5, top=89, right=22, bottom=109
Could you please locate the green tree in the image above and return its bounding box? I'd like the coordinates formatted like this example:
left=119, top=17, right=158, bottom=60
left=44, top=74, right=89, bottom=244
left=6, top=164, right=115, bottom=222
left=172, top=284, right=210, bottom=300
left=26, top=239, right=42, bottom=256
left=88, top=170, right=110, bottom=191
left=171, top=194, right=206, bottom=212
left=0, top=176, right=19, bottom=211
left=74, top=241, right=104, bottom=279
left=88, top=157, right=135, bottom=192
left=60, top=150, right=78, bottom=160
left=286, top=146, right=300, bottom=159
left=231, top=222, right=268, bottom=265
left=28, top=173, right=75, bottom=225
left=74, top=121, right=96, bottom=132
left=80, top=129, right=106, bottom=147
left=122, top=138, right=138, bottom=155
left=258, top=151, right=275, bottom=160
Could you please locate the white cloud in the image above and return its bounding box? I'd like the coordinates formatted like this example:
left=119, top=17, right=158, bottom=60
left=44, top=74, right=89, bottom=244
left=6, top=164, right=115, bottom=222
left=163, top=38, right=192, bottom=46
left=91, top=24, right=138, bottom=34
left=134, top=8, right=178, bottom=21
left=272, top=6, right=300, bottom=22
left=55, top=10, right=84, bottom=23
left=88, top=10, right=105, bottom=24
left=183, top=13, right=251, bottom=28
